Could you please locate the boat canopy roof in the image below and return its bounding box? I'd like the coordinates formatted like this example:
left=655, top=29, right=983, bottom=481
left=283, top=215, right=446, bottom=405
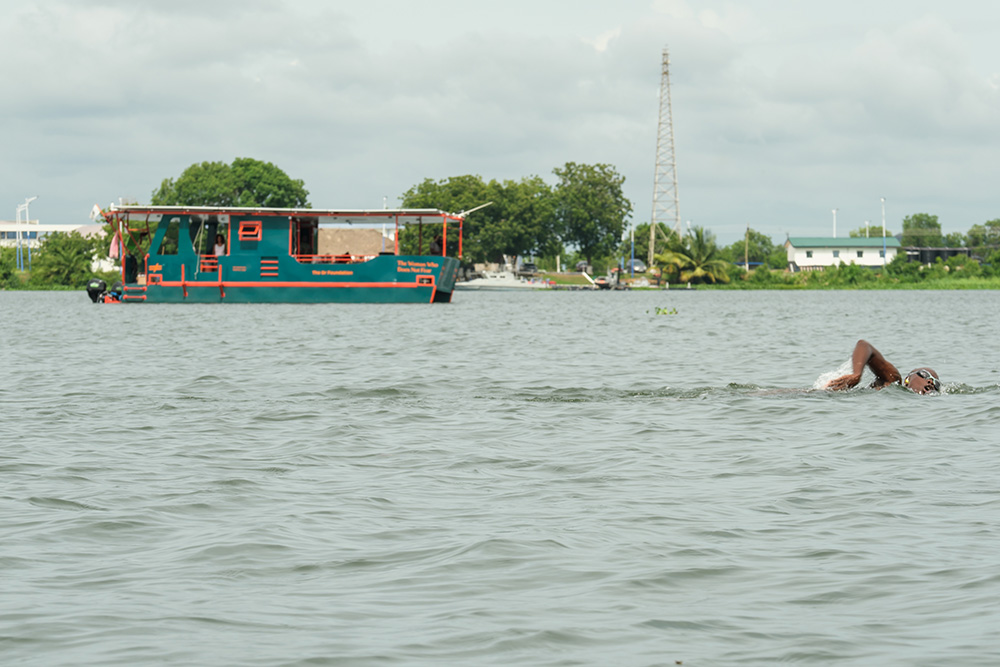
left=107, top=205, right=466, bottom=225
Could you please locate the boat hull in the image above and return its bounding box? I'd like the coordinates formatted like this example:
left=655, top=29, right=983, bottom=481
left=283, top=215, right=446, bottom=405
left=453, top=271, right=549, bottom=291
left=137, top=255, right=460, bottom=304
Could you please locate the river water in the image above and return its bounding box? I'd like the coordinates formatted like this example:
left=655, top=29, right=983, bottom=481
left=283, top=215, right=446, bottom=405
left=2, top=289, right=999, bottom=666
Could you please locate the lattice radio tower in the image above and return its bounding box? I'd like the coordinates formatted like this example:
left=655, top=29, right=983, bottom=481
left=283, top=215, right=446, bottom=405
left=649, top=47, right=681, bottom=266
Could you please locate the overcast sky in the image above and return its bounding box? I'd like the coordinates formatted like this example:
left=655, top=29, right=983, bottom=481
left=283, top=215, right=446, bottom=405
left=3, top=0, right=999, bottom=244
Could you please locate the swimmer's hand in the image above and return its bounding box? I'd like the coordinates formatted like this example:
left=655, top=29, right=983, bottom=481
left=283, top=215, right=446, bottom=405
left=825, top=373, right=861, bottom=391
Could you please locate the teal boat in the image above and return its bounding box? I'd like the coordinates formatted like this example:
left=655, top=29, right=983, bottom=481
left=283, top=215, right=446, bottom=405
left=93, top=206, right=467, bottom=304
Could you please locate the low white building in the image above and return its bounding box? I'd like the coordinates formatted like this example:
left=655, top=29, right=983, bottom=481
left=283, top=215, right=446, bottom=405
left=785, top=236, right=901, bottom=271
left=0, top=221, right=103, bottom=249
left=0, top=221, right=114, bottom=271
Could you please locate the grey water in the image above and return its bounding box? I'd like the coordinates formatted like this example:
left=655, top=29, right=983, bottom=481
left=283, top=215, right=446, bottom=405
left=2, top=289, right=1000, bottom=666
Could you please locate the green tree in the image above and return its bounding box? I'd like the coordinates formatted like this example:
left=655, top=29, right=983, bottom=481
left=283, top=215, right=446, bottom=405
left=901, top=213, right=942, bottom=247
left=29, top=232, right=98, bottom=287
left=401, top=174, right=492, bottom=214
left=986, top=219, right=1000, bottom=243
left=151, top=158, right=309, bottom=208
left=230, top=158, right=310, bottom=207
left=0, top=246, right=16, bottom=285
left=152, top=161, right=233, bottom=206
left=767, top=244, right=789, bottom=270
left=966, top=219, right=1000, bottom=250
left=399, top=174, right=498, bottom=262
left=848, top=225, right=895, bottom=238
left=477, top=176, right=559, bottom=264
left=553, top=162, right=633, bottom=264
left=966, top=224, right=988, bottom=249
left=984, top=249, right=1000, bottom=277
left=654, top=226, right=730, bottom=284
left=946, top=254, right=981, bottom=279
left=722, top=228, right=777, bottom=268
left=943, top=231, right=966, bottom=248
left=826, top=261, right=877, bottom=286
left=885, top=251, right=922, bottom=281
left=923, top=257, right=949, bottom=281
left=624, top=222, right=674, bottom=266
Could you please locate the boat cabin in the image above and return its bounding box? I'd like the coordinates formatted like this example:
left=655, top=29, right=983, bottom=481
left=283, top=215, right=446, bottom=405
left=101, top=206, right=466, bottom=304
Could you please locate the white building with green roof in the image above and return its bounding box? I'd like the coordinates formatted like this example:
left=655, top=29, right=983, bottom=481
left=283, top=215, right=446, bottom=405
left=785, top=236, right=901, bottom=271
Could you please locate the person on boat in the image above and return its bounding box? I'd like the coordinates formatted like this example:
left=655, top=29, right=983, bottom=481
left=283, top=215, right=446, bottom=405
left=825, top=339, right=941, bottom=394
left=213, top=234, right=227, bottom=256
left=430, top=235, right=443, bottom=255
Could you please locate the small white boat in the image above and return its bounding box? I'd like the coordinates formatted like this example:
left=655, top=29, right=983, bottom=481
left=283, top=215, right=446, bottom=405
left=454, top=270, right=550, bottom=291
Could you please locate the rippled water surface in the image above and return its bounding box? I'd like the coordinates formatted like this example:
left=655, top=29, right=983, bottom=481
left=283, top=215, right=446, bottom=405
left=3, top=289, right=1000, bottom=666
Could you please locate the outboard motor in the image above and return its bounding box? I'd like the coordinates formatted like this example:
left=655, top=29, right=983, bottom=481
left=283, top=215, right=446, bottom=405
left=109, top=281, right=124, bottom=301
left=86, top=278, right=107, bottom=303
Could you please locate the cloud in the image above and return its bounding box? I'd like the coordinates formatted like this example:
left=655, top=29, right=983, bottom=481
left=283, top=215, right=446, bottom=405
left=2, top=0, right=1000, bottom=242
left=583, top=28, right=622, bottom=53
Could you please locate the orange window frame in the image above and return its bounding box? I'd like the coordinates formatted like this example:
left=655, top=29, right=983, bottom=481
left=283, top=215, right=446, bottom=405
left=239, top=220, right=262, bottom=241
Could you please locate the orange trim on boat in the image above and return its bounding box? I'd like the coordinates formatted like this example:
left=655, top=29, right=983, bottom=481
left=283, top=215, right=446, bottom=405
left=154, top=280, right=428, bottom=289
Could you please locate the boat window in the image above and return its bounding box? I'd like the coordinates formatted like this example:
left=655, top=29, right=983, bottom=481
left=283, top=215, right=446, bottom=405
left=239, top=220, right=262, bottom=241
left=189, top=216, right=222, bottom=255
left=291, top=217, right=318, bottom=258
left=157, top=218, right=182, bottom=255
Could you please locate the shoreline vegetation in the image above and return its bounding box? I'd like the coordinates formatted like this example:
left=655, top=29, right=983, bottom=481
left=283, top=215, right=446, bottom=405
left=5, top=160, right=1000, bottom=292
left=5, top=234, right=1000, bottom=292
left=606, top=253, right=1000, bottom=290
left=10, top=269, right=1000, bottom=292
left=549, top=272, right=1000, bottom=291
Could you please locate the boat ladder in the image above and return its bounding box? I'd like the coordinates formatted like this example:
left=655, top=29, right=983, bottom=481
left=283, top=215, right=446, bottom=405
left=122, top=284, right=147, bottom=302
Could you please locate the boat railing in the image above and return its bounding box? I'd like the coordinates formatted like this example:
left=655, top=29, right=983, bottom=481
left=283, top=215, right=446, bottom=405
left=293, top=253, right=378, bottom=264
left=199, top=255, right=219, bottom=272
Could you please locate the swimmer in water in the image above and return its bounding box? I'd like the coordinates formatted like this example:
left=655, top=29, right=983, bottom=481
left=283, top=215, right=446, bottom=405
left=826, top=339, right=941, bottom=394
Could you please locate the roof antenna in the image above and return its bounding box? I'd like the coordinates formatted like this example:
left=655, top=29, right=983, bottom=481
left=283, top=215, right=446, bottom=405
left=457, top=202, right=493, bottom=217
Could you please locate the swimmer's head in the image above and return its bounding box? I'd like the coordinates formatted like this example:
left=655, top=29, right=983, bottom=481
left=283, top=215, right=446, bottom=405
left=903, top=368, right=940, bottom=394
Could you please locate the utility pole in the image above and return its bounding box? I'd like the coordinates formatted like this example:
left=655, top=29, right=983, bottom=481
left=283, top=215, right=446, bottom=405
left=881, top=197, right=887, bottom=266
left=649, top=47, right=681, bottom=266
left=744, top=223, right=749, bottom=271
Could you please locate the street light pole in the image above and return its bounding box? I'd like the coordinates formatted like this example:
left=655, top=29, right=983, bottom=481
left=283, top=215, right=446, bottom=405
left=15, top=204, right=24, bottom=271
left=832, top=208, right=838, bottom=237
left=744, top=223, right=749, bottom=271
left=630, top=221, right=635, bottom=277
left=881, top=197, right=887, bottom=267
left=22, top=196, right=38, bottom=271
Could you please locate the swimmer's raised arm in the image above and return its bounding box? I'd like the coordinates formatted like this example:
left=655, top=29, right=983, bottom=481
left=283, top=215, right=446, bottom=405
left=825, top=339, right=902, bottom=391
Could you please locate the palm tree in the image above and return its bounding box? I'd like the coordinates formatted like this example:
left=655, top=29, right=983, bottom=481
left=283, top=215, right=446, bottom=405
left=654, top=226, right=730, bottom=284
left=30, top=232, right=96, bottom=287
left=653, top=237, right=688, bottom=284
